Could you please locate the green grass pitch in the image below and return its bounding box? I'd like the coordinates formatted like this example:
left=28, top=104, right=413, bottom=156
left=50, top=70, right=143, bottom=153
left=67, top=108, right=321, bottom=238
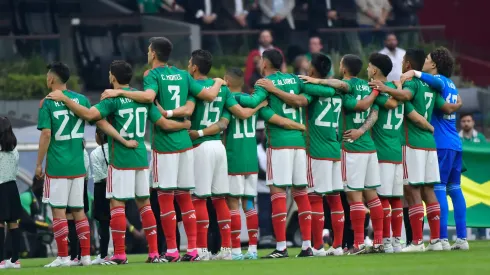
left=9, top=241, right=490, bottom=275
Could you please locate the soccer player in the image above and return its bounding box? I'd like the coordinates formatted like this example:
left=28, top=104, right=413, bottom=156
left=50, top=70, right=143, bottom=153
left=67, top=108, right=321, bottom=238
left=402, top=47, right=467, bottom=250
left=302, top=55, right=384, bottom=254
left=179, top=50, right=266, bottom=260
left=46, top=60, right=190, bottom=264
left=100, top=38, right=225, bottom=262
left=375, top=49, right=460, bottom=252
left=195, top=67, right=305, bottom=260
left=36, top=62, right=93, bottom=267
left=365, top=53, right=404, bottom=253
left=257, top=53, right=345, bottom=256
left=236, top=49, right=343, bottom=258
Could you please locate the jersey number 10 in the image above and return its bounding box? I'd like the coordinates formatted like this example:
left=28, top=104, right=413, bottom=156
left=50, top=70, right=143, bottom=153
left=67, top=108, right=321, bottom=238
left=233, top=115, right=256, bottom=139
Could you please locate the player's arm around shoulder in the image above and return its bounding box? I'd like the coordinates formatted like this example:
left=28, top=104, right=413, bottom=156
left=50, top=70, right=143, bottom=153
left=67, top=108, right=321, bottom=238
left=101, top=70, right=157, bottom=103
left=352, top=89, right=380, bottom=112
left=259, top=106, right=305, bottom=131
left=151, top=104, right=191, bottom=132
left=255, top=78, right=308, bottom=108
left=45, top=90, right=102, bottom=121
left=227, top=93, right=268, bottom=120
left=434, top=93, right=462, bottom=114
left=189, top=116, right=230, bottom=141
left=95, top=119, right=138, bottom=148
left=405, top=107, right=434, bottom=133
left=369, top=79, right=412, bottom=102
left=299, top=75, right=351, bottom=93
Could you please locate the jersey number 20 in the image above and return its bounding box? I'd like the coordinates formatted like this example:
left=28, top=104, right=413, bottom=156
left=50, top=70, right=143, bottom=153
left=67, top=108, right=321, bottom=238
left=119, top=107, right=147, bottom=138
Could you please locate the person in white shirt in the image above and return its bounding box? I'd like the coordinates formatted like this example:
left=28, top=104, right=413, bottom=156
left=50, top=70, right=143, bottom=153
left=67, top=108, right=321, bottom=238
left=379, top=33, right=405, bottom=81
left=0, top=117, right=22, bottom=269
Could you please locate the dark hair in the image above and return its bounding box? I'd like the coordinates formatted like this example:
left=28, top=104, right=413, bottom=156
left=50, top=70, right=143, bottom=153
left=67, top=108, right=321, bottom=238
left=110, top=60, right=133, bottom=85
left=404, top=49, right=426, bottom=71
left=460, top=113, right=473, bottom=120
left=47, top=62, right=70, bottom=83
left=369, top=53, right=393, bottom=77
left=311, top=53, right=331, bottom=78
left=430, top=47, right=454, bottom=78
left=259, top=29, right=272, bottom=37
left=342, top=54, right=363, bottom=76
left=191, top=49, right=213, bottom=75
left=0, top=117, right=17, bottom=152
left=226, top=67, right=244, bottom=78
left=149, top=37, right=173, bottom=62
left=385, top=32, right=396, bottom=40
left=262, top=49, right=283, bottom=70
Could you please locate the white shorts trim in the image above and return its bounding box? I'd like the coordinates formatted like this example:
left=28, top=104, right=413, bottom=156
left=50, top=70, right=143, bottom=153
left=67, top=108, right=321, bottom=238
left=152, top=149, right=195, bottom=191
left=229, top=174, right=258, bottom=197
left=42, top=176, right=84, bottom=208
left=266, top=148, right=307, bottom=187
left=341, top=151, right=381, bottom=192
left=307, top=157, right=342, bottom=194
left=405, top=147, right=440, bottom=185
left=192, top=140, right=229, bottom=197
left=107, top=166, right=150, bottom=200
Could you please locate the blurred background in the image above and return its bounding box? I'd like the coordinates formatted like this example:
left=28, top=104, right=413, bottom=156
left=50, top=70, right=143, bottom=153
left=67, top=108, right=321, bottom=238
left=0, top=0, right=489, bottom=258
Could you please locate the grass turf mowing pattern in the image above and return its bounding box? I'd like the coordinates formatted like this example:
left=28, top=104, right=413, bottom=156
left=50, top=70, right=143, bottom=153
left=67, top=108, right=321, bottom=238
left=10, top=241, right=490, bottom=275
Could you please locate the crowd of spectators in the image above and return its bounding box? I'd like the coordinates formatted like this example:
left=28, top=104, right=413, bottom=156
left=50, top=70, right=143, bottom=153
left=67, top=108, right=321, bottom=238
left=136, top=0, right=424, bottom=49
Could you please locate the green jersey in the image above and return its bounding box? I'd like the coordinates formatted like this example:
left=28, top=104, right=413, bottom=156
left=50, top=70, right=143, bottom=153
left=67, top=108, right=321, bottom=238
left=222, top=93, right=259, bottom=174
left=372, top=83, right=404, bottom=163
left=37, top=90, right=90, bottom=178
left=236, top=72, right=326, bottom=148
left=302, top=85, right=341, bottom=160
left=144, top=66, right=203, bottom=153
left=189, top=78, right=238, bottom=146
left=403, top=79, right=440, bottom=150
left=341, top=78, right=377, bottom=152
left=94, top=87, right=162, bottom=169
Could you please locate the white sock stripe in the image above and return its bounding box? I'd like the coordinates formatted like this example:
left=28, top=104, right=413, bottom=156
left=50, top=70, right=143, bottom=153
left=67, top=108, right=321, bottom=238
left=247, top=229, right=258, bottom=232
left=331, top=211, right=344, bottom=214
left=409, top=210, right=424, bottom=216
left=197, top=220, right=209, bottom=223
left=218, top=219, right=231, bottom=223
left=230, top=210, right=241, bottom=215
left=298, top=211, right=312, bottom=216
left=271, top=193, right=286, bottom=200
left=231, top=230, right=241, bottom=234
left=111, top=230, right=126, bottom=233
left=426, top=205, right=440, bottom=210
left=143, top=225, right=156, bottom=230
left=311, top=211, right=324, bottom=215
left=383, top=208, right=391, bottom=211
left=272, top=213, right=287, bottom=218
left=392, top=208, right=403, bottom=211
left=54, top=228, right=69, bottom=237
left=245, top=209, right=257, bottom=214
left=181, top=210, right=195, bottom=216
left=350, top=205, right=365, bottom=211
left=160, top=211, right=176, bottom=217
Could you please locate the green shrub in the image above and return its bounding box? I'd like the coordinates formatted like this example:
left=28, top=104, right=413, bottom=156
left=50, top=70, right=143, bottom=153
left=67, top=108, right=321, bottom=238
left=0, top=74, right=80, bottom=100
left=0, top=57, right=80, bottom=100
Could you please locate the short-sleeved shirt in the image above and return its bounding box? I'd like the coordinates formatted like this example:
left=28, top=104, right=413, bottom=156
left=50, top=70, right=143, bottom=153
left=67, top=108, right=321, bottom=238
left=402, top=79, right=441, bottom=150
left=302, top=85, right=341, bottom=160
left=0, top=148, right=19, bottom=184
left=144, top=66, right=203, bottom=153
left=372, top=82, right=404, bottom=163
left=222, top=93, right=260, bottom=174
left=189, top=78, right=237, bottom=146
left=37, top=90, right=91, bottom=177
left=94, top=87, right=161, bottom=169
left=138, top=0, right=159, bottom=13
left=340, top=78, right=377, bottom=153
left=90, top=145, right=109, bottom=183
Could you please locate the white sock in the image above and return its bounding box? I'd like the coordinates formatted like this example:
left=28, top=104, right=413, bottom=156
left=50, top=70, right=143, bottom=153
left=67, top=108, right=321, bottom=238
left=301, top=240, right=311, bottom=250
left=232, top=248, right=241, bottom=255
left=167, top=248, right=178, bottom=253
left=276, top=241, right=287, bottom=251
left=248, top=245, right=257, bottom=253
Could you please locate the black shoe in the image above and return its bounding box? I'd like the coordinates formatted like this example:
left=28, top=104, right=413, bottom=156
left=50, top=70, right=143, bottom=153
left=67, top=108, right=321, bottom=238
left=181, top=253, right=200, bottom=262
left=261, top=249, right=288, bottom=259
left=145, top=255, right=161, bottom=263
left=296, top=247, right=314, bottom=258
left=159, top=253, right=181, bottom=263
